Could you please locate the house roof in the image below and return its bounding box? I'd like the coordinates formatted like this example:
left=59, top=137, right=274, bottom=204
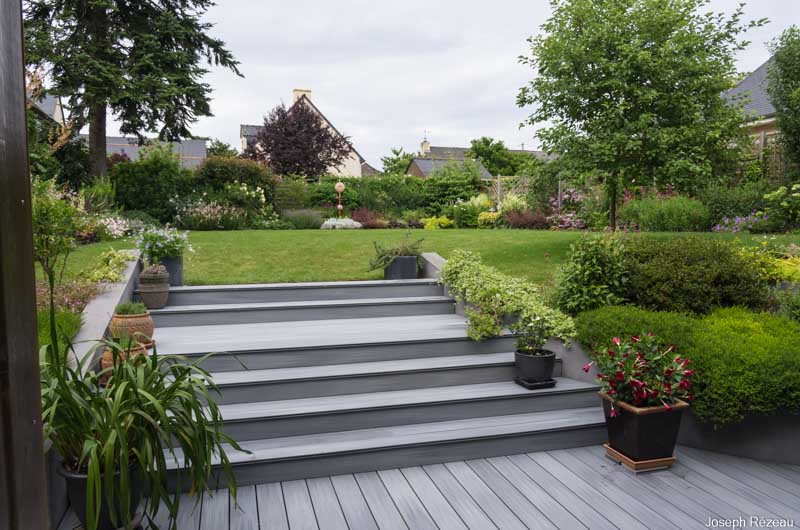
left=723, top=57, right=776, bottom=120
left=427, top=145, right=550, bottom=164
left=79, top=135, right=208, bottom=169
left=407, top=157, right=493, bottom=179
left=26, top=90, right=65, bottom=126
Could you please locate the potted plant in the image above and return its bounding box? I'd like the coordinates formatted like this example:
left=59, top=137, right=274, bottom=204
left=109, top=302, right=154, bottom=348
left=584, top=333, right=693, bottom=464
left=510, top=300, right=575, bottom=389
left=99, top=336, right=147, bottom=385
left=368, top=234, right=424, bottom=280
left=41, top=339, right=245, bottom=530
left=136, top=227, right=191, bottom=286
left=138, top=263, right=170, bottom=309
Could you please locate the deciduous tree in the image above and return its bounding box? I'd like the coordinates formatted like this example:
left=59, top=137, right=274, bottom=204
left=768, top=25, right=800, bottom=168
left=381, top=147, right=414, bottom=175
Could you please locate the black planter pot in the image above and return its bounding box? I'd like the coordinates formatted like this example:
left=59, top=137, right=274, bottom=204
left=600, top=392, right=689, bottom=461
left=514, top=349, right=556, bottom=383
left=384, top=256, right=418, bottom=280
left=58, top=464, right=142, bottom=530
left=160, top=255, right=183, bottom=286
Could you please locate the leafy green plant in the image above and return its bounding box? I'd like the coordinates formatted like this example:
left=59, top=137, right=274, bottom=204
left=618, top=196, right=710, bottom=231
left=575, top=305, right=696, bottom=352
left=775, top=288, right=800, bottom=323
left=368, top=234, right=424, bottom=271
left=40, top=340, right=245, bottom=530
left=700, top=181, right=770, bottom=225
left=624, top=236, right=769, bottom=314
left=136, top=227, right=191, bottom=264
left=282, top=209, right=323, bottom=229
left=114, top=301, right=148, bottom=315
left=554, top=235, right=627, bottom=315
left=586, top=334, right=694, bottom=412
left=477, top=211, right=500, bottom=228
left=80, top=176, right=116, bottom=214
left=422, top=216, right=454, bottom=230
left=453, top=194, right=492, bottom=228
left=762, top=184, right=800, bottom=230
left=423, top=161, right=483, bottom=214
left=195, top=156, right=275, bottom=203
left=440, top=249, right=575, bottom=344
left=274, top=178, right=309, bottom=212
left=498, top=193, right=526, bottom=215
left=83, top=249, right=136, bottom=283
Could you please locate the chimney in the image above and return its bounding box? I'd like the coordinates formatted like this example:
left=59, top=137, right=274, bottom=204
left=420, top=138, right=431, bottom=156
left=292, top=88, right=312, bottom=103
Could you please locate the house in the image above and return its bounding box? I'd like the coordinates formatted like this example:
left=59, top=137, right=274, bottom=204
left=723, top=57, right=779, bottom=154
left=404, top=139, right=549, bottom=179
left=28, top=92, right=66, bottom=127
left=78, top=135, right=208, bottom=169
left=240, top=89, right=378, bottom=177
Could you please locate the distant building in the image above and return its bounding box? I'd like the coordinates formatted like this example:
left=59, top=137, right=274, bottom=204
left=404, top=139, right=548, bottom=179
left=724, top=57, right=778, bottom=154
left=28, top=92, right=66, bottom=127
left=78, top=135, right=208, bottom=169
left=241, top=89, right=377, bottom=177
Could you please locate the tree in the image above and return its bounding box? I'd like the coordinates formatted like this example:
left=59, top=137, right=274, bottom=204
left=207, top=138, right=238, bottom=158
left=381, top=147, right=413, bottom=174
left=768, top=25, right=800, bottom=168
left=467, top=137, right=530, bottom=176
left=24, top=0, right=241, bottom=178
left=245, top=102, right=352, bottom=179
left=518, top=0, right=763, bottom=228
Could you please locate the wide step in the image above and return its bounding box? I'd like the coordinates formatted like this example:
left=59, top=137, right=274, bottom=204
left=162, top=279, right=444, bottom=306
left=150, top=296, right=455, bottom=327
left=167, top=406, right=606, bottom=488
left=214, top=379, right=599, bottom=441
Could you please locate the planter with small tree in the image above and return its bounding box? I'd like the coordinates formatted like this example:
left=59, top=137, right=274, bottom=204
left=109, top=302, right=154, bottom=348
left=584, top=333, right=693, bottom=471
left=138, top=263, right=170, bottom=309
left=368, top=234, right=424, bottom=280
left=511, top=300, right=575, bottom=389
left=136, top=227, right=191, bottom=286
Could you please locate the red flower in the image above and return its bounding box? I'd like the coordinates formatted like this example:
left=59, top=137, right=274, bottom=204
left=631, top=336, right=640, bottom=343
left=663, top=402, right=673, bottom=412
left=683, top=370, right=695, bottom=377
left=607, top=349, right=615, bottom=358
left=615, top=371, right=624, bottom=381
left=582, top=362, right=592, bottom=373
left=664, top=368, right=674, bottom=377
left=610, top=406, right=617, bottom=418
left=612, top=337, right=621, bottom=346
left=679, top=379, right=691, bottom=390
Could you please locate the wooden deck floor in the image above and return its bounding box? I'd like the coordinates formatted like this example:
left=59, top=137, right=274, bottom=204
left=57, top=445, right=800, bottom=530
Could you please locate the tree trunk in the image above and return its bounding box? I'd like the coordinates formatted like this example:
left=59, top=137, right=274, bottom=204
left=608, top=177, right=618, bottom=231
left=88, top=102, right=107, bottom=177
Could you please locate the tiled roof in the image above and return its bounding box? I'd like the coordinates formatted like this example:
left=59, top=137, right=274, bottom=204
left=408, top=157, right=493, bottom=179
left=428, top=145, right=551, bottom=164
left=79, top=135, right=207, bottom=169
left=723, top=57, right=776, bottom=120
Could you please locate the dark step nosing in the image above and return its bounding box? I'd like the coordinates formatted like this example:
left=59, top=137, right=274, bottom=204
left=168, top=408, right=605, bottom=469
left=209, top=353, right=527, bottom=386
left=217, top=380, right=600, bottom=422
left=151, top=296, right=454, bottom=315
left=156, top=332, right=516, bottom=358
left=166, top=279, right=440, bottom=294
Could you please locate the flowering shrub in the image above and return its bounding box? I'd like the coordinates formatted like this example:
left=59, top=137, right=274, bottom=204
left=712, top=211, right=769, bottom=233
left=440, top=249, right=575, bottom=344
left=762, top=184, right=800, bottom=230
left=477, top=211, right=500, bottom=228
left=35, top=280, right=99, bottom=314
left=453, top=194, right=492, bottom=228
left=136, top=227, right=191, bottom=264
left=320, top=217, right=362, bottom=229
left=174, top=200, right=249, bottom=230
left=498, top=193, right=526, bottom=215
left=546, top=212, right=585, bottom=230
left=585, top=334, right=694, bottom=414
left=422, top=216, right=454, bottom=230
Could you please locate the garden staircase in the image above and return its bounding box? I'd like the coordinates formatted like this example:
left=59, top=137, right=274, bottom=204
left=149, top=279, right=605, bottom=488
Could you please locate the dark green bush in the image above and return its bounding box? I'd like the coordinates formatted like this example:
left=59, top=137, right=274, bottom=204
left=554, top=235, right=628, bottom=315
left=306, top=177, right=361, bottom=211
left=195, top=157, right=276, bottom=203
left=618, top=196, right=710, bottom=231
left=422, top=161, right=483, bottom=215
left=624, top=237, right=769, bottom=314
left=700, top=181, right=770, bottom=224
left=110, top=144, right=194, bottom=222
left=274, top=178, right=309, bottom=213
left=776, top=287, right=800, bottom=323
left=282, top=209, right=322, bottom=229
left=575, top=305, right=696, bottom=351
left=690, top=308, right=800, bottom=426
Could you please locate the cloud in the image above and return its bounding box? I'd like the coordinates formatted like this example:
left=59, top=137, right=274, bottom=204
left=102, top=0, right=800, bottom=169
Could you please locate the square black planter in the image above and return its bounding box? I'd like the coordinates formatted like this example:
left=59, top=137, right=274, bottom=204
left=384, top=256, right=418, bottom=280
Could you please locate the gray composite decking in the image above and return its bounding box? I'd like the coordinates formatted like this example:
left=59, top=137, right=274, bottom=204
left=57, top=445, right=800, bottom=529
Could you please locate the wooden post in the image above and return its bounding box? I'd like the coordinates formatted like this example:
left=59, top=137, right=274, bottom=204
left=0, top=0, right=50, bottom=528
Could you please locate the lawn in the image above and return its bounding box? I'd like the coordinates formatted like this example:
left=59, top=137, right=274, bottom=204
left=65, top=229, right=799, bottom=286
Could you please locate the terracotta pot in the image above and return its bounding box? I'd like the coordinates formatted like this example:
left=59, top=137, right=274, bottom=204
left=599, top=391, right=689, bottom=461
left=138, top=270, right=170, bottom=309
left=109, top=312, right=154, bottom=348
left=99, top=343, right=147, bottom=385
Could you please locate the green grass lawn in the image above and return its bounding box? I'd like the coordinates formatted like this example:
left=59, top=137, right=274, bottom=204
left=65, top=229, right=799, bottom=286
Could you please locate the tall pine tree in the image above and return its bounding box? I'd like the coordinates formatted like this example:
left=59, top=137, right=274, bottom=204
left=24, top=0, right=241, bottom=177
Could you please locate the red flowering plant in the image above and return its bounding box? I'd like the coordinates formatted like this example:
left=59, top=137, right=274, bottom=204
left=583, top=333, right=694, bottom=417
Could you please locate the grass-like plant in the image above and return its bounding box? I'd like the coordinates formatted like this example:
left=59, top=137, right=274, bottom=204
left=40, top=340, right=246, bottom=530
left=114, top=301, right=148, bottom=315
left=368, top=233, right=424, bottom=271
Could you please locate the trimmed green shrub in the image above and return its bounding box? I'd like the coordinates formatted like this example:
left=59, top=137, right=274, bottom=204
left=575, top=305, right=696, bottom=351
left=554, top=235, right=628, bottom=315
left=624, top=237, right=769, bottom=314
left=618, top=196, right=710, bottom=231
left=282, top=209, right=322, bottom=229
left=423, top=161, right=483, bottom=215
left=306, top=177, right=361, bottom=211
left=690, top=308, right=800, bottom=426
left=195, top=157, right=276, bottom=203
left=274, top=178, right=309, bottom=213
left=453, top=194, right=491, bottom=228
left=700, top=181, right=770, bottom=224
left=110, top=144, right=194, bottom=222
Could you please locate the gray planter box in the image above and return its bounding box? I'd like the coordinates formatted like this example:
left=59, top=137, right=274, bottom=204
left=385, top=256, right=418, bottom=280
left=161, top=256, right=184, bottom=286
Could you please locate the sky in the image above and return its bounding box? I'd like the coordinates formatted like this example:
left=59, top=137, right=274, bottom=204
left=106, top=0, right=800, bottom=170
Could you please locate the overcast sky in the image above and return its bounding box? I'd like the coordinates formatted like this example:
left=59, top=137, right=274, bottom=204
left=108, top=0, right=800, bottom=170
